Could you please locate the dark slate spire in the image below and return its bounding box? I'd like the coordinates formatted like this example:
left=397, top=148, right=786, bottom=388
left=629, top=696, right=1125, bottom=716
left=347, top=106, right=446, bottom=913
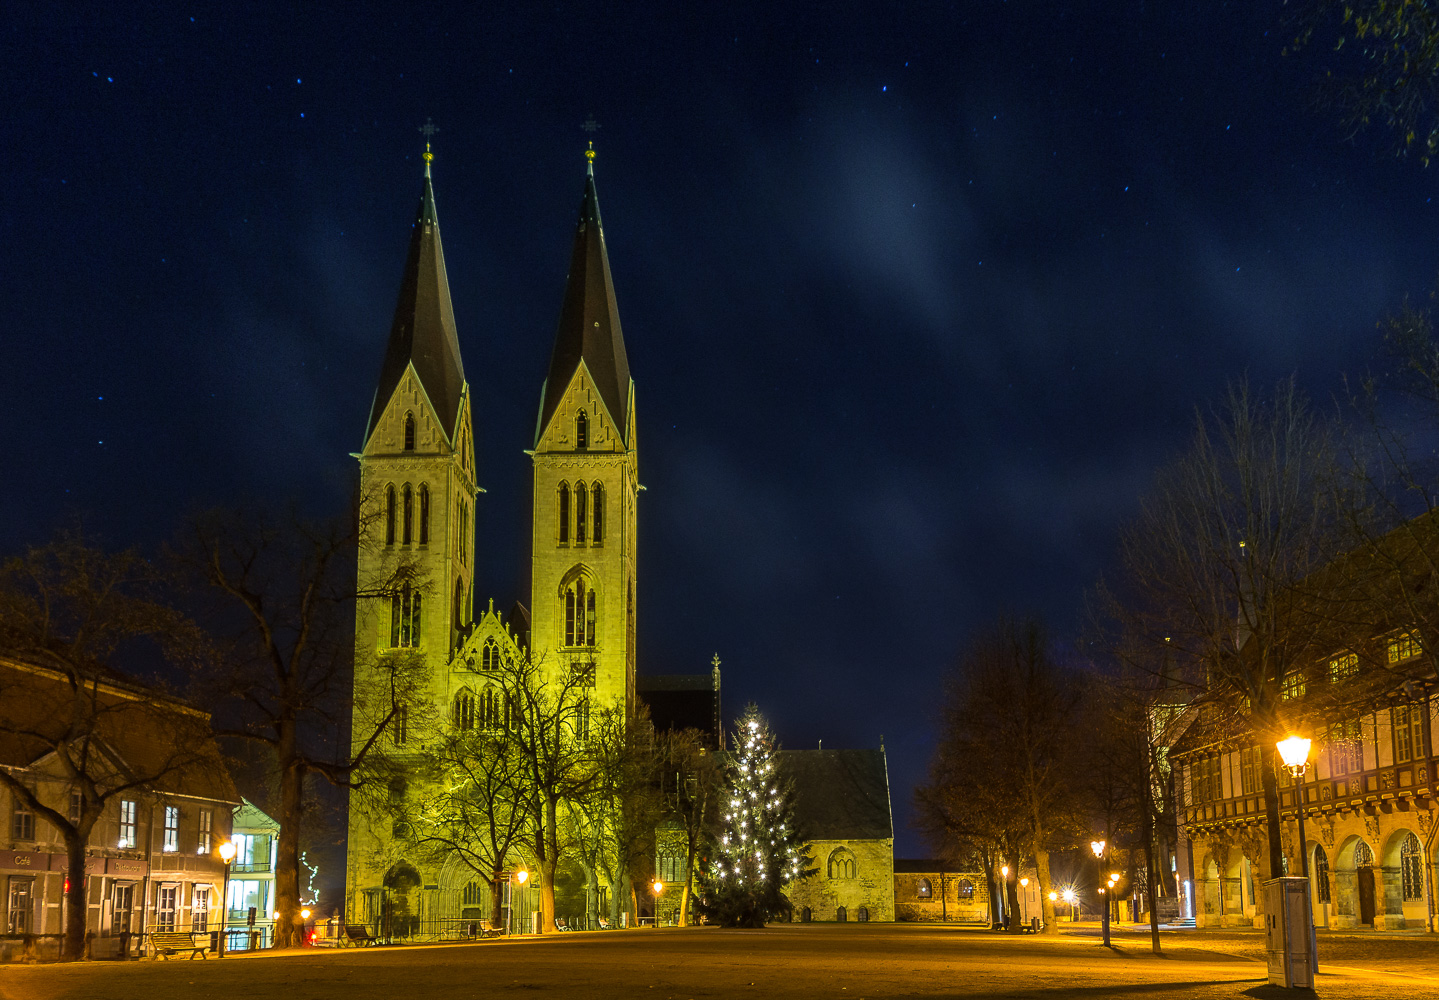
left=536, top=152, right=633, bottom=445
left=365, top=150, right=466, bottom=446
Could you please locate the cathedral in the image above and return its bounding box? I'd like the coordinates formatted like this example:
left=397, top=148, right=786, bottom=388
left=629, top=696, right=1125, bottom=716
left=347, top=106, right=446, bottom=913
left=344, top=144, right=639, bottom=932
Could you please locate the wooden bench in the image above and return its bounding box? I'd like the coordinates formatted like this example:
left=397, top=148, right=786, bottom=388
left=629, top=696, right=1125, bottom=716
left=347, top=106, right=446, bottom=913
left=343, top=924, right=377, bottom=946
left=151, top=931, right=209, bottom=960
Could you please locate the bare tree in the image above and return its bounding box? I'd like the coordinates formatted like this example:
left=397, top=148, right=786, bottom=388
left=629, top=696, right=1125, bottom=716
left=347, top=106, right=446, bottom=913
left=919, top=618, right=1085, bottom=934
left=1095, top=377, right=1346, bottom=883
left=653, top=726, right=722, bottom=925
left=0, top=534, right=223, bottom=961
left=181, top=501, right=425, bottom=948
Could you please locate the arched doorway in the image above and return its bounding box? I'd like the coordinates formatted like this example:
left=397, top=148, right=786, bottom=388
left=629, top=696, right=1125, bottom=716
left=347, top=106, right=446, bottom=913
left=382, top=861, right=423, bottom=941
left=1334, top=836, right=1374, bottom=929
left=1311, top=844, right=1331, bottom=928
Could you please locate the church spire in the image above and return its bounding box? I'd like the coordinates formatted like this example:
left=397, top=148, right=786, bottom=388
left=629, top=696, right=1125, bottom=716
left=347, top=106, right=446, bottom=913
left=364, top=148, right=466, bottom=446
left=535, top=148, right=633, bottom=446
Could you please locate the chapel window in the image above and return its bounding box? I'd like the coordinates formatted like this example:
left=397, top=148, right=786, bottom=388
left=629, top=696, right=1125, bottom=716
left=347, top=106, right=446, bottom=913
left=385, top=486, right=397, bottom=546
left=827, top=847, right=857, bottom=880
left=404, top=413, right=415, bottom=451
left=591, top=483, right=604, bottom=545
left=391, top=588, right=422, bottom=648
left=481, top=638, right=499, bottom=672
left=957, top=878, right=975, bottom=899
left=454, top=578, right=465, bottom=629
left=917, top=878, right=932, bottom=899
left=575, top=481, right=588, bottom=545
left=418, top=484, right=430, bottom=545
left=558, top=484, right=570, bottom=544
left=576, top=411, right=588, bottom=450
left=402, top=484, right=414, bottom=545
left=454, top=690, right=475, bottom=731
left=564, top=579, right=597, bottom=648
left=479, top=688, right=501, bottom=730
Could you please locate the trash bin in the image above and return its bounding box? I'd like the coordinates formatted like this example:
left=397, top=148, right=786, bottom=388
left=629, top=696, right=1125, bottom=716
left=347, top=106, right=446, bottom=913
left=1262, top=877, right=1313, bottom=989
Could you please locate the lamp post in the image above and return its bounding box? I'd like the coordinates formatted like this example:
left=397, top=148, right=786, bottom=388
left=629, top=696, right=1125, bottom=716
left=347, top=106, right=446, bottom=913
left=652, top=880, right=664, bottom=927
left=1277, top=735, right=1319, bottom=976
left=999, top=865, right=1010, bottom=929
left=1062, top=888, right=1077, bottom=923
left=217, top=841, right=236, bottom=958
left=1020, top=877, right=1030, bottom=928
left=513, top=869, right=529, bottom=935
left=1090, top=840, right=1110, bottom=948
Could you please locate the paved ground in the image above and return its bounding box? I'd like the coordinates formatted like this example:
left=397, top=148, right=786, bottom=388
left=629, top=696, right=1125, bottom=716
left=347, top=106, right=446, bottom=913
left=5, top=924, right=1439, bottom=999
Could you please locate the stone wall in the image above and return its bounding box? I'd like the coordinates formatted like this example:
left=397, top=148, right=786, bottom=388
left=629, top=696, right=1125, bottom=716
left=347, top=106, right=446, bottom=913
left=786, top=839, right=894, bottom=922
left=893, top=871, right=990, bottom=923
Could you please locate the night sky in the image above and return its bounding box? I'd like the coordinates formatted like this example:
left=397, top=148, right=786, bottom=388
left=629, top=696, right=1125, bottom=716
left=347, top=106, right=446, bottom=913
left=6, top=3, right=1438, bottom=857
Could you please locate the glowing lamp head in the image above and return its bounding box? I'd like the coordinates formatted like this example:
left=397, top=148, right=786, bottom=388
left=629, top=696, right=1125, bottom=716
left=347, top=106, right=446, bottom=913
left=1001, top=865, right=1009, bottom=878
left=652, top=880, right=664, bottom=895
left=271, top=911, right=280, bottom=920
left=1020, top=877, right=1029, bottom=888
left=514, top=869, right=529, bottom=885
left=301, top=908, right=312, bottom=920
left=218, top=841, right=236, bottom=863
left=1062, top=889, right=1076, bottom=904
left=1090, top=840, right=1106, bottom=859
left=1048, top=892, right=1058, bottom=902
left=1277, top=735, right=1312, bottom=771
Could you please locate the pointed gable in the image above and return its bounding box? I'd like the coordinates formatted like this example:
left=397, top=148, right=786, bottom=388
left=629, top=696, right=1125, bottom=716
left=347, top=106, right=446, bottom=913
left=365, top=167, right=467, bottom=446
left=537, top=169, right=633, bottom=446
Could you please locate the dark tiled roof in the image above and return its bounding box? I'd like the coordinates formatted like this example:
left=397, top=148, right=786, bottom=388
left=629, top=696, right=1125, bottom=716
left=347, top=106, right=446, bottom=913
left=640, top=673, right=721, bottom=749
left=780, top=748, right=893, bottom=842
left=536, top=169, right=632, bottom=446
left=365, top=169, right=466, bottom=445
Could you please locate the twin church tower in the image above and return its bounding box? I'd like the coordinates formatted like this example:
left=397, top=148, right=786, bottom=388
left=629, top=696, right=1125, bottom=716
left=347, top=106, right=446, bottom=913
left=346, top=146, right=639, bottom=913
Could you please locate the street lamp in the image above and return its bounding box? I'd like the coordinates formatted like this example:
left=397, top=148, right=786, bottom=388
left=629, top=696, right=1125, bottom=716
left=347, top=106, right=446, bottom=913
left=1277, top=734, right=1319, bottom=976
left=1062, top=888, right=1077, bottom=923
left=1019, top=877, right=1030, bottom=928
left=1091, top=840, right=1110, bottom=948
left=652, top=880, right=664, bottom=927
left=513, top=869, right=529, bottom=935
left=217, top=841, right=236, bottom=958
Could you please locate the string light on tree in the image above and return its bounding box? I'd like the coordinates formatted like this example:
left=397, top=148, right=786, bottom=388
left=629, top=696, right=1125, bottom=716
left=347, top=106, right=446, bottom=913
left=698, top=704, right=813, bottom=926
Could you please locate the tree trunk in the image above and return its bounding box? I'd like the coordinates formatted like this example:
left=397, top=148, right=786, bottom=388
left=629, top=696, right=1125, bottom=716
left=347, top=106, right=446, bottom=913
left=1143, top=809, right=1161, bottom=954
left=490, top=871, right=504, bottom=931
left=680, top=837, right=698, bottom=927
left=1036, top=850, right=1058, bottom=934
left=539, top=797, right=560, bottom=933
left=273, top=726, right=305, bottom=948
left=1260, top=741, right=1285, bottom=888
left=981, top=851, right=1001, bottom=927
left=1005, top=868, right=1023, bottom=933
left=64, top=828, right=88, bottom=960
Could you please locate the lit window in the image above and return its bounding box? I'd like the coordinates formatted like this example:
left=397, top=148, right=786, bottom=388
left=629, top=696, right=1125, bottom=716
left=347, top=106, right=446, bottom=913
left=8, top=879, right=34, bottom=934
left=591, top=483, right=604, bottom=545
left=198, top=809, right=212, bottom=854
left=1328, top=652, right=1358, bottom=683
left=418, top=484, right=430, bottom=544
left=118, top=800, right=137, bottom=848
left=1281, top=670, right=1306, bottom=701
left=576, top=411, right=588, bottom=450
left=957, top=879, right=975, bottom=899
left=1388, top=632, right=1422, bottom=665
left=385, top=486, right=397, bottom=546
left=917, top=878, right=932, bottom=899
left=404, top=413, right=415, bottom=451
left=163, top=806, right=180, bottom=852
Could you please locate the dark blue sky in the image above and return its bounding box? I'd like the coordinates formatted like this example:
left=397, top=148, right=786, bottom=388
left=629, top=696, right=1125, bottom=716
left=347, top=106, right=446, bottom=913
left=5, top=3, right=1437, bottom=855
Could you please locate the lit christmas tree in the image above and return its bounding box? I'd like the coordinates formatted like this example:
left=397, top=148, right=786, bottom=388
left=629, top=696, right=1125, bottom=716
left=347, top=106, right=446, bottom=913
left=698, top=704, right=812, bottom=927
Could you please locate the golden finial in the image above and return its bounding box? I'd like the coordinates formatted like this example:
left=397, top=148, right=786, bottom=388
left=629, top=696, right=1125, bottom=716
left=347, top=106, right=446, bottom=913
left=418, top=118, right=439, bottom=176
left=585, top=140, right=596, bottom=171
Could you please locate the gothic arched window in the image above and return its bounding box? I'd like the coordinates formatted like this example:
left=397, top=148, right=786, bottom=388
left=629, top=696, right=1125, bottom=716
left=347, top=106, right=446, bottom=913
left=454, top=578, right=465, bottom=629
left=481, top=638, right=499, bottom=671
left=402, top=484, right=414, bottom=545
left=418, top=484, right=430, bottom=545
left=478, top=688, right=501, bottom=730
left=575, top=481, right=588, bottom=545
left=462, top=882, right=482, bottom=907
left=827, top=848, right=857, bottom=880
left=1402, top=833, right=1423, bottom=901
left=956, top=879, right=975, bottom=899
left=1314, top=846, right=1331, bottom=904
left=385, top=485, right=397, bottom=546
left=453, top=689, right=475, bottom=731
left=591, top=483, right=604, bottom=545
left=917, top=878, right=932, bottom=899
left=1355, top=840, right=1374, bottom=867
left=404, top=413, right=415, bottom=451
left=390, top=588, right=421, bottom=647
left=576, top=410, right=588, bottom=450
left=558, top=484, right=570, bottom=544
left=564, top=578, right=597, bottom=648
